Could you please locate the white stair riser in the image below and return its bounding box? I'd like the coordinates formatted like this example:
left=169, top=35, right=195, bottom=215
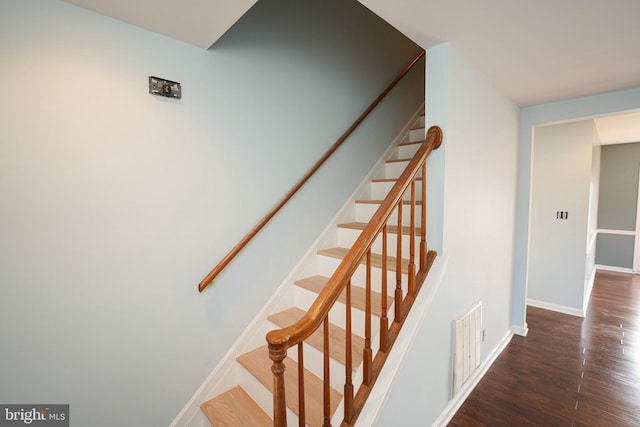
left=283, top=338, right=373, bottom=395
left=337, top=227, right=422, bottom=260
left=396, top=143, right=421, bottom=159
left=316, top=255, right=410, bottom=297
left=370, top=180, right=424, bottom=201
left=355, top=203, right=423, bottom=228
left=418, top=115, right=426, bottom=128
left=409, top=127, right=425, bottom=143
left=294, top=286, right=396, bottom=336
left=285, top=344, right=368, bottom=427
left=236, top=365, right=300, bottom=425
left=384, top=161, right=423, bottom=180
left=269, top=322, right=346, bottom=392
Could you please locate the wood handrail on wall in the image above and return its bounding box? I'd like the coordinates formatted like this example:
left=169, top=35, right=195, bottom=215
left=198, top=50, right=426, bottom=292
left=267, top=125, right=443, bottom=426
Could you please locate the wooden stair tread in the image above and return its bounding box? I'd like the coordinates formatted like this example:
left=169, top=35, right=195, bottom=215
left=398, top=139, right=423, bottom=146
left=200, top=386, right=271, bottom=427
left=356, top=199, right=423, bottom=205
left=295, top=275, right=393, bottom=317
left=338, top=221, right=422, bottom=236
left=237, top=346, right=341, bottom=427
left=385, top=158, right=412, bottom=163
left=318, top=247, right=409, bottom=274
left=268, top=307, right=365, bottom=368
left=371, top=177, right=422, bottom=182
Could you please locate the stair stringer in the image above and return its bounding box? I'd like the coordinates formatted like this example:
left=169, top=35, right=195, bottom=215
left=169, top=103, right=425, bottom=427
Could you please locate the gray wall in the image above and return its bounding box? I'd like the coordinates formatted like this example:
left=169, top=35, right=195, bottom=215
left=595, top=142, right=640, bottom=268
left=0, top=1, right=423, bottom=425
left=596, top=234, right=635, bottom=267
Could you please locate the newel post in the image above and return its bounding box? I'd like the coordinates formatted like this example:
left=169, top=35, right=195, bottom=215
left=267, top=338, right=288, bottom=427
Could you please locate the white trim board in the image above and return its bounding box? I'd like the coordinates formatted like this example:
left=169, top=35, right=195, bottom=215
left=583, top=268, right=596, bottom=315
left=512, top=324, right=529, bottom=337
left=597, top=228, right=635, bottom=236
left=526, top=298, right=585, bottom=318
left=587, top=232, right=598, bottom=255
left=431, top=328, right=514, bottom=427
left=595, top=264, right=634, bottom=274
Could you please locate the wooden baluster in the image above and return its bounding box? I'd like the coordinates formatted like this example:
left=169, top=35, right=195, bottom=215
left=408, top=180, right=416, bottom=295
left=380, top=225, right=389, bottom=352
left=363, top=250, right=373, bottom=385
left=344, top=280, right=354, bottom=421
left=395, top=202, right=403, bottom=321
left=269, top=343, right=288, bottom=427
left=298, top=343, right=305, bottom=427
left=323, top=317, right=331, bottom=427
left=420, top=163, right=427, bottom=271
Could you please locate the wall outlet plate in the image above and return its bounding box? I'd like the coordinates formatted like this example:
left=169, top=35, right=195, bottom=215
left=149, top=76, right=181, bottom=99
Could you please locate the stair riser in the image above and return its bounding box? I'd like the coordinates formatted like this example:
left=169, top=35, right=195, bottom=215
left=370, top=180, right=423, bottom=201
left=295, top=287, right=368, bottom=337
left=294, top=286, right=395, bottom=336
left=236, top=366, right=300, bottom=425
left=316, top=255, right=409, bottom=296
left=281, top=335, right=366, bottom=393
left=287, top=345, right=369, bottom=415
left=384, top=161, right=423, bottom=180
left=418, top=115, right=426, bottom=128
left=266, top=320, right=346, bottom=392
left=409, top=127, right=425, bottom=143
left=396, top=143, right=421, bottom=159
left=355, top=203, right=423, bottom=228
left=338, top=227, right=422, bottom=259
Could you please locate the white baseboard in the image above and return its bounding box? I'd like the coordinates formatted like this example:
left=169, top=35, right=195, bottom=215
left=595, top=264, right=634, bottom=274
left=431, top=328, right=514, bottom=427
left=526, top=298, right=584, bottom=318
left=512, top=323, right=528, bottom=337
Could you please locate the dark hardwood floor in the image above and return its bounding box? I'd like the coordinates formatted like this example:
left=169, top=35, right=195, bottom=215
left=449, top=270, right=640, bottom=427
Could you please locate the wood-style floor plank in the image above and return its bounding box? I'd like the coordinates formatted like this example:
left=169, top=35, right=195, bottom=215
left=449, top=270, right=640, bottom=426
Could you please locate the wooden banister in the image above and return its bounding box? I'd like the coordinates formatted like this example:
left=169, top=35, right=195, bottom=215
left=267, top=125, right=442, bottom=427
left=198, top=50, right=426, bottom=292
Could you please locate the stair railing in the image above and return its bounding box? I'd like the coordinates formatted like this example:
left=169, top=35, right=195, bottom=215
left=198, top=50, right=426, bottom=292
left=266, top=125, right=443, bottom=427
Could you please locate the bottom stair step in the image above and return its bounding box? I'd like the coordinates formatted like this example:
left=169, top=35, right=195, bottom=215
left=237, top=345, right=342, bottom=427
left=200, top=386, right=271, bottom=427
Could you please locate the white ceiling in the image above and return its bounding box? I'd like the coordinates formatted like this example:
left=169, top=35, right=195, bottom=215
left=63, top=0, right=640, bottom=141
left=63, top=0, right=257, bottom=49
left=359, top=0, right=640, bottom=107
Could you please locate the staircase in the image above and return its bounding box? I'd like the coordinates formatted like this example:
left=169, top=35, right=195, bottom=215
left=197, top=111, right=437, bottom=426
